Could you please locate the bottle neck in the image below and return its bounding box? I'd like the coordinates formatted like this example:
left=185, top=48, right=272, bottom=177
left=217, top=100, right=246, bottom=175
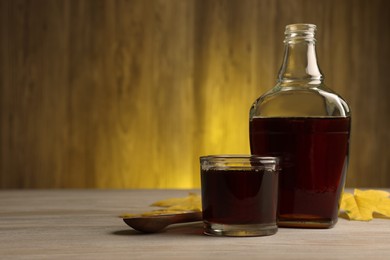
left=278, top=26, right=323, bottom=85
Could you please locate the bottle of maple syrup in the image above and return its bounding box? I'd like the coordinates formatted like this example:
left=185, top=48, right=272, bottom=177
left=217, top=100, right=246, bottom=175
left=249, top=24, right=351, bottom=228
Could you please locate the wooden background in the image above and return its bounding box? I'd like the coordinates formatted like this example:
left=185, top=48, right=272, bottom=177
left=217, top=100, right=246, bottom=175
left=1, top=0, right=389, bottom=189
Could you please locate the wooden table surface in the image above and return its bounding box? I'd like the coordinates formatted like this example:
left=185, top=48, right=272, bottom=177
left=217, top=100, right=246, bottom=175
left=1, top=189, right=389, bottom=259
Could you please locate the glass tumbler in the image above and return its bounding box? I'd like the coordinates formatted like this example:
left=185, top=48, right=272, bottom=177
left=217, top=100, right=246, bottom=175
left=200, top=155, right=279, bottom=237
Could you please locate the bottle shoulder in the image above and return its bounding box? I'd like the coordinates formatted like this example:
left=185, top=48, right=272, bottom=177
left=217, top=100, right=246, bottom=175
left=250, top=84, right=351, bottom=118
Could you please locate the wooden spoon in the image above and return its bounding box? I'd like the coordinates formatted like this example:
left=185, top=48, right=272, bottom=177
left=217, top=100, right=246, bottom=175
left=123, top=211, right=202, bottom=233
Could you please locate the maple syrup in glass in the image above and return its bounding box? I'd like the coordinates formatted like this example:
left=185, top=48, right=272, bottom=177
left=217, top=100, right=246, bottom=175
left=249, top=24, right=351, bottom=228
left=200, top=155, right=279, bottom=236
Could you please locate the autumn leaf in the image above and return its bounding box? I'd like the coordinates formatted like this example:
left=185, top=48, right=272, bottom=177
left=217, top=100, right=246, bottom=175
left=151, top=192, right=201, bottom=211
left=121, top=193, right=201, bottom=218
left=339, top=189, right=390, bottom=221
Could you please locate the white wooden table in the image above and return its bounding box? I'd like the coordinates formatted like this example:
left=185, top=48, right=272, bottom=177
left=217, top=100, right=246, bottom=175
left=1, top=189, right=389, bottom=259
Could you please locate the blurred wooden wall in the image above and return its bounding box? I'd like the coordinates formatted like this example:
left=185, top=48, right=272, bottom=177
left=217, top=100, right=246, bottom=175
left=1, top=0, right=389, bottom=189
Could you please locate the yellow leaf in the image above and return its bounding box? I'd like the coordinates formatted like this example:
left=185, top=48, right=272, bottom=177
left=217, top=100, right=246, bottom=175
left=121, top=193, right=201, bottom=218
left=340, top=192, right=367, bottom=220
left=354, top=189, right=390, bottom=200
left=152, top=192, right=201, bottom=209
left=339, top=189, right=390, bottom=221
left=376, top=201, right=390, bottom=217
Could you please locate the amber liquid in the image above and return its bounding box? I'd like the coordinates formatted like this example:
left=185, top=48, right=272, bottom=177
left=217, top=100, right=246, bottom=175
left=250, top=117, right=350, bottom=228
left=201, top=168, right=278, bottom=225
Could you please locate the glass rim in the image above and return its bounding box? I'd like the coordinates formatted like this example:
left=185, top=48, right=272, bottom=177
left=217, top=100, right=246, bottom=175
left=285, top=23, right=316, bottom=33
left=284, top=23, right=317, bottom=44
left=200, top=154, right=279, bottom=164
left=200, top=154, right=278, bottom=158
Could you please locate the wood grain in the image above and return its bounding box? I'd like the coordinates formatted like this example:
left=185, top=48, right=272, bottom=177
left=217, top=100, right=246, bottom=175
left=1, top=0, right=389, bottom=188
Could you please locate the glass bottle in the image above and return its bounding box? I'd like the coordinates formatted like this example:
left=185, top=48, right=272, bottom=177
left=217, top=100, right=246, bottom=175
left=249, top=24, right=351, bottom=228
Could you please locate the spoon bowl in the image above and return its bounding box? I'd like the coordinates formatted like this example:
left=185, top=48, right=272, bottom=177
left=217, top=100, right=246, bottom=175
left=123, top=211, right=202, bottom=233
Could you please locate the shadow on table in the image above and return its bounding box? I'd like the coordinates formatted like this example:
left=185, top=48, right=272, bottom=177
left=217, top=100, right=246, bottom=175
left=111, top=222, right=204, bottom=236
